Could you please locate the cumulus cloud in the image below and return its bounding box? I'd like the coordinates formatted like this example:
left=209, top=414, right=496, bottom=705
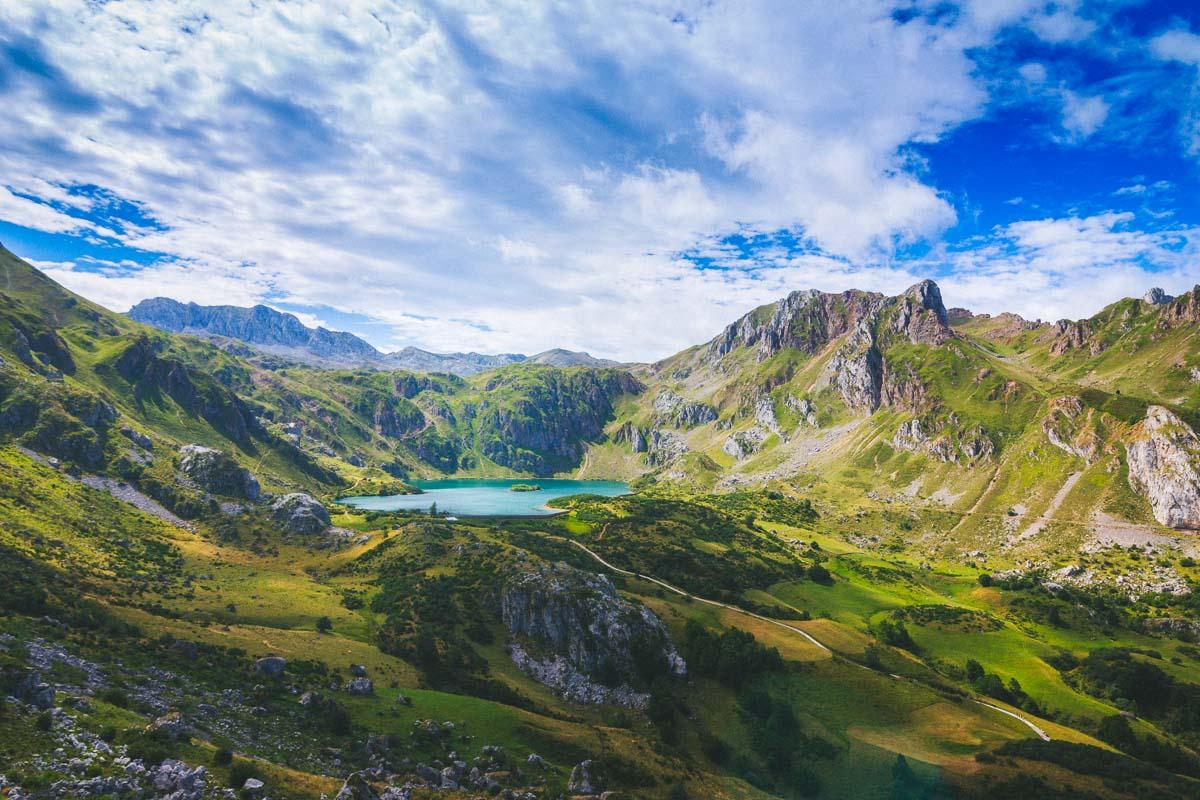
left=0, top=1, right=1192, bottom=360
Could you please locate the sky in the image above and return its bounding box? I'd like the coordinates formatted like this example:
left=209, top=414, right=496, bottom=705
left=2, top=1, right=1200, bottom=362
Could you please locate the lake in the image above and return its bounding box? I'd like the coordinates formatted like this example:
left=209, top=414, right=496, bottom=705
left=339, top=478, right=629, bottom=517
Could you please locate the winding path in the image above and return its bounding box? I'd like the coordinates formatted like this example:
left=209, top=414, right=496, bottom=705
left=555, top=535, right=1055, bottom=740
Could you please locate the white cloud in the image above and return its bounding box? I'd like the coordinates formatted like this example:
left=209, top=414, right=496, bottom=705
left=1060, top=90, right=1110, bottom=140
left=0, top=0, right=1181, bottom=361
left=934, top=212, right=1200, bottom=322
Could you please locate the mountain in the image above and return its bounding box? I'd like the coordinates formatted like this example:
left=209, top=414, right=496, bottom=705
left=7, top=247, right=1200, bottom=800
left=129, top=296, right=617, bottom=375
left=128, top=297, right=382, bottom=366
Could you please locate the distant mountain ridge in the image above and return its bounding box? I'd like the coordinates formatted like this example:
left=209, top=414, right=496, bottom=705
left=126, top=297, right=613, bottom=375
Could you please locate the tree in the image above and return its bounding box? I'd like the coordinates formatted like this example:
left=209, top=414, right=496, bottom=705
left=429, top=501, right=438, bottom=516
left=316, top=615, right=332, bottom=633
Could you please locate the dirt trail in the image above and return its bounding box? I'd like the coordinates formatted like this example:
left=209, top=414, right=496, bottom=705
left=556, top=534, right=1057, bottom=740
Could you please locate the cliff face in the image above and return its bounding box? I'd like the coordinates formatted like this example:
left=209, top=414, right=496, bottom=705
left=500, top=562, right=685, bottom=705
left=1127, top=405, right=1200, bottom=530
left=471, top=369, right=642, bottom=475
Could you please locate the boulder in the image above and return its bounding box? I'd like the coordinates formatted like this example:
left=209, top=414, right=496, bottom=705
left=501, top=562, right=685, bottom=704
left=145, top=712, right=191, bottom=740
left=242, top=777, right=265, bottom=794
left=1127, top=405, right=1200, bottom=529
left=349, top=664, right=367, bottom=677
left=16, top=671, right=55, bottom=709
left=1144, top=287, right=1175, bottom=305
left=120, top=425, right=154, bottom=450
left=150, top=760, right=207, bottom=800
left=567, top=760, right=606, bottom=795
left=345, top=677, right=374, bottom=695
left=178, top=445, right=260, bottom=500
left=255, top=655, right=286, bottom=677
left=334, top=772, right=379, bottom=800
left=271, top=493, right=331, bottom=535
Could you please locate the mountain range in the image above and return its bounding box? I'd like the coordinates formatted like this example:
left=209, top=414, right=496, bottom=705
left=127, top=296, right=618, bottom=375
left=4, top=242, right=1200, bottom=800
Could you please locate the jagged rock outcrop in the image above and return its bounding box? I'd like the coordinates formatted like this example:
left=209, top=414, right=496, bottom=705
left=120, top=425, right=153, bottom=450
left=1045, top=319, right=1103, bottom=356
left=652, top=389, right=717, bottom=428
left=614, top=423, right=689, bottom=466
left=178, top=445, right=261, bottom=500
left=893, top=416, right=994, bottom=463
left=827, top=321, right=883, bottom=411
left=707, top=279, right=951, bottom=366
left=1144, top=287, right=1174, bottom=305
left=1042, top=396, right=1099, bottom=462
left=1127, top=405, right=1200, bottom=530
left=723, top=427, right=769, bottom=460
left=978, top=312, right=1042, bottom=342
left=271, top=493, right=331, bottom=534
left=785, top=395, right=819, bottom=426
left=567, top=760, right=606, bottom=795
left=500, top=562, right=685, bottom=705
left=754, top=396, right=784, bottom=436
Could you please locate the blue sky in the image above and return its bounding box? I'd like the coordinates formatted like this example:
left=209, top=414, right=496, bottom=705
left=2, top=1, right=1200, bottom=360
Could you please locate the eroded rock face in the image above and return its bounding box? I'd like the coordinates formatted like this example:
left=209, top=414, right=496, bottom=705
left=1143, top=287, right=1174, bottom=305
left=500, top=562, right=685, bottom=704
left=178, top=445, right=260, bottom=500
left=1042, top=396, right=1099, bottom=462
left=652, top=389, right=716, bottom=428
left=723, top=427, right=769, bottom=460
left=271, top=493, right=331, bottom=534
left=1127, top=405, right=1200, bottom=530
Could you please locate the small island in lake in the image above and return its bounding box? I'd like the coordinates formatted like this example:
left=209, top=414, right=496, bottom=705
left=509, top=483, right=541, bottom=492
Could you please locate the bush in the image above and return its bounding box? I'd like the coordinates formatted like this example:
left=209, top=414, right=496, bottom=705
left=213, top=747, right=234, bottom=766
left=977, top=573, right=993, bottom=587
left=228, top=759, right=261, bottom=789
left=315, top=616, right=332, bottom=633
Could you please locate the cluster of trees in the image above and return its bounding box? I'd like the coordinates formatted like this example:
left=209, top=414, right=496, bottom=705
left=680, top=620, right=785, bottom=687
left=1057, top=648, right=1200, bottom=735
left=964, top=658, right=1040, bottom=713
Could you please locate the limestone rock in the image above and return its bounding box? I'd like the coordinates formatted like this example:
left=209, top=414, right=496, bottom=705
left=270, top=493, right=331, bottom=534
left=345, top=677, right=374, bottom=695
left=1143, top=287, right=1174, bottom=305
left=335, top=772, right=379, bottom=800
left=255, top=655, right=286, bottom=677
left=652, top=389, right=717, bottom=428
left=119, top=425, right=154, bottom=450
left=178, top=445, right=260, bottom=500
left=568, top=760, right=606, bottom=795
left=501, top=562, right=685, bottom=702
left=1127, top=406, right=1200, bottom=529
left=1042, top=396, right=1099, bottom=462
left=723, top=427, right=769, bottom=460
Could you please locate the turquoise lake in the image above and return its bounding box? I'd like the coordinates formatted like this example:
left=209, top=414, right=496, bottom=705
left=339, top=478, right=629, bottom=516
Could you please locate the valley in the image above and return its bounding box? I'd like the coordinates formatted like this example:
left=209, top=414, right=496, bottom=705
left=2, top=245, right=1200, bottom=800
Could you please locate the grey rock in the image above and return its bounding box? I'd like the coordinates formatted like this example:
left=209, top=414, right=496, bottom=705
left=334, top=772, right=378, bottom=800
left=1127, top=405, right=1200, bottom=529
left=349, top=664, right=367, bottom=677
left=652, top=389, right=717, bottom=429
left=178, top=445, right=260, bottom=500
left=501, top=562, right=684, bottom=704
left=723, top=427, right=768, bottom=460
left=345, top=677, right=374, bottom=695
left=567, top=760, right=606, bottom=795
left=242, top=778, right=265, bottom=793
left=1144, top=287, right=1174, bottom=305
left=16, top=671, right=55, bottom=709
left=119, top=425, right=154, bottom=450
left=271, top=493, right=331, bottom=535
left=145, top=712, right=191, bottom=740
left=255, top=656, right=286, bottom=677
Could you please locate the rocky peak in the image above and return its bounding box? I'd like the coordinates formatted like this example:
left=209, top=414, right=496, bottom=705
left=893, top=280, right=952, bottom=345
left=1126, top=405, right=1200, bottom=530
left=1143, top=287, right=1174, bottom=305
